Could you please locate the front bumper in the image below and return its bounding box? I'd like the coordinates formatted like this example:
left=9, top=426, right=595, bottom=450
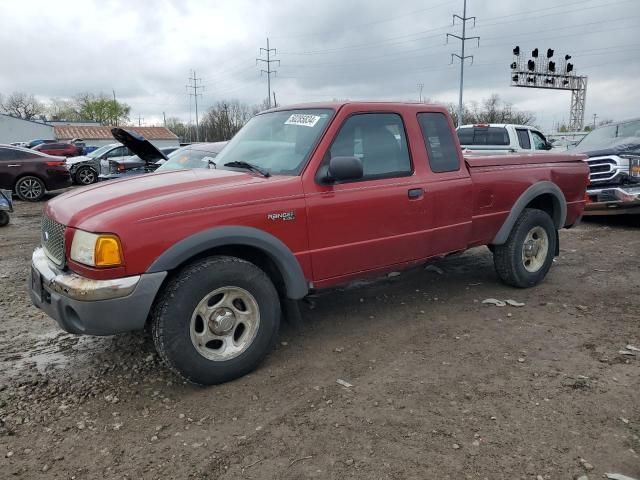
left=585, top=185, right=640, bottom=215
left=29, top=248, right=167, bottom=335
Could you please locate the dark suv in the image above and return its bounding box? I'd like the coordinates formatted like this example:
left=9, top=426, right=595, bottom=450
left=0, top=145, right=72, bottom=201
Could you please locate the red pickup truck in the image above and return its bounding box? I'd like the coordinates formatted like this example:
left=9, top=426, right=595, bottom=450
left=29, top=102, right=589, bottom=385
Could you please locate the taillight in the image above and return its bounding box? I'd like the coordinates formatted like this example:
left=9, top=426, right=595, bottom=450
left=45, top=161, right=66, bottom=167
left=117, top=164, right=125, bottom=172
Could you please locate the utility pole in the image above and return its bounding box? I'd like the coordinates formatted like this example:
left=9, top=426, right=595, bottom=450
left=187, top=69, right=204, bottom=142
left=138, top=114, right=144, bottom=126
left=273, top=91, right=278, bottom=108
left=592, top=113, right=598, bottom=129
left=447, top=0, right=479, bottom=127
left=163, top=111, right=166, bottom=127
left=257, top=38, right=279, bottom=109
left=417, top=83, right=424, bottom=103
left=112, top=89, right=118, bottom=126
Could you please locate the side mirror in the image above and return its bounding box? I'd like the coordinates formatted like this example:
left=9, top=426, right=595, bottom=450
left=326, top=156, right=363, bottom=183
left=544, top=141, right=553, bottom=150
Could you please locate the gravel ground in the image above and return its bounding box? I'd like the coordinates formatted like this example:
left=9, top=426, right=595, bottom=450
left=0, top=196, right=638, bottom=479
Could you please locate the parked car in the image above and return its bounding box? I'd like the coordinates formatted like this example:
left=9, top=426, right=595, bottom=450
left=66, top=143, right=132, bottom=185
left=0, top=144, right=72, bottom=201
left=457, top=124, right=553, bottom=154
left=155, top=142, right=228, bottom=172
left=26, top=139, right=56, bottom=149
left=99, top=128, right=226, bottom=180
left=98, top=146, right=178, bottom=180
left=573, top=118, right=640, bottom=215
left=33, top=142, right=81, bottom=157
left=10, top=142, right=28, bottom=148
left=28, top=102, right=589, bottom=385
left=0, top=189, right=13, bottom=226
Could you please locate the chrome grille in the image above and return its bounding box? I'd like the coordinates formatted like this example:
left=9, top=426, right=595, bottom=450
left=41, top=216, right=65, bottom=267
left=586, top=157, right=620, bottom=183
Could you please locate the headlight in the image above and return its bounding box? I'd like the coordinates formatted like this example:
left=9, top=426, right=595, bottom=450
left=70, top=230, right=123, bottom=267
left=621, top=154, right=640, bottom=178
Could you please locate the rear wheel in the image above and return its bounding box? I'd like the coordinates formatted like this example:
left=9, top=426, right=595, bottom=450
left=151, top=256, right=281, bottom=385
left=0, top=211, right=9, bottom=227
left=493, top=208, right=557, bottom=288
left=15, top=176, right=45, bottom=202
left=75, top=166, right=98, bottom=185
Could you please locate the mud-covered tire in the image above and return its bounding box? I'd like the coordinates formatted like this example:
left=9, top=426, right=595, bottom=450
left=75, top=166, right=98, bottom=185
left=151, top=255, right=281, bottom=385
left=15, top=176, right=45, bottom=201
left=0, top=211, right=9, bottom=227
left=493, top=208, right=557, bottom=288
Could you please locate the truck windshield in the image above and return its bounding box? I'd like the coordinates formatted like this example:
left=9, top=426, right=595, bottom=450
left=214, top=109, right=333, bottom=176
left=575, top=120, right=640, bottom=151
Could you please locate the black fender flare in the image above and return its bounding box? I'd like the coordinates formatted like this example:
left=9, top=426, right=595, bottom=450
left=147, top=226, right=308, bottom=299
left=492, top=181, right=566, bottom=245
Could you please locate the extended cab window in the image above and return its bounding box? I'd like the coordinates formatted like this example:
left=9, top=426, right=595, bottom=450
left=417, top=112, right=460, bottom=173
left=326, top=113, right=411, bottom=180
left=516, top=128, right=531, bottom=149
left=457, top=126, right=509, bottom=146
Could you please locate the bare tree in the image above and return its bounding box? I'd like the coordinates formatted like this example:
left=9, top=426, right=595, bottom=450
left=0, top=92, right=45, bottom=120
left=445, top=94, right=535, bottom=126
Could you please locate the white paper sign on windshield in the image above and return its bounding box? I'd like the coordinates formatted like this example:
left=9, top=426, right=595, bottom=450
left=285, top=114, right=322, bottom=128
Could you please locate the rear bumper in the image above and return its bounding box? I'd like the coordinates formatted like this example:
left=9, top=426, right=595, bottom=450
left=585, top=185, right=640, bottom=215
left=45, top=169, right=73, bottom=190
left=29, top=248, right=167, bottom=335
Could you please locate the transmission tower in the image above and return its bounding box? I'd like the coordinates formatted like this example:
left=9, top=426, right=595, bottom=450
left=447, top=0, right=479, bottom=127
left=186, top=70, right=204, bottom=142
left=256, top=38, right=280, bottom=109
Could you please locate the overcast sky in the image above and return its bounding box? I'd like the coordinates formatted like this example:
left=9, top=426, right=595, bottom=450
left=1, top=0, right=638, bottom=131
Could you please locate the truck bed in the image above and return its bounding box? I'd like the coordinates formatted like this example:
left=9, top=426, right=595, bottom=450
left=465, top=152, right=589, bottom=247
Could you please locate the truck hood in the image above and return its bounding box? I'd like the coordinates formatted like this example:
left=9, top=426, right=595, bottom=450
left=111, top=128, right=168, bottom=163
left=574, top=137, right=640, bottom=157
left=45, top=168, right=293, bottom=230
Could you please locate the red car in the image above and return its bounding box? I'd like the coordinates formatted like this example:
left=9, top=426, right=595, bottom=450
left=29, top=102, right=589, bottom=384
left=0, top=145, right=72, bottom=201
left=33, top=142, right=80, bottom=157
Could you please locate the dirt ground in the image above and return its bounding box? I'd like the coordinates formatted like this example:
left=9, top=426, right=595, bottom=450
left=0, top=195, right=638, bottom=480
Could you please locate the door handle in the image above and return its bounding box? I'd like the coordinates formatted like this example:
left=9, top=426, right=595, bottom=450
left=7, top=164, right=21, bottom=167
left=408, top=188, right=424, bottom=199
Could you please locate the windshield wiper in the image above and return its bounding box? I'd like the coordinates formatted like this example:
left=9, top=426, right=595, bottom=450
left=223, top=161, right=271, bottom=177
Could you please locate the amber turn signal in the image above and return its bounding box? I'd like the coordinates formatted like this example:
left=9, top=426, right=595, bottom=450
left=95, top=235, right=123, bottom=267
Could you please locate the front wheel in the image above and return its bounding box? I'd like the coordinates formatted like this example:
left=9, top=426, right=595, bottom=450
left=75, top=166, right=98, bottom=185
left=15, top=176, right=45, bottom=201
left=151, top=256, right=281, bottom=385
left=0, top=211, right=9, bottom=227
left=493, top=208, right=557, bottom=288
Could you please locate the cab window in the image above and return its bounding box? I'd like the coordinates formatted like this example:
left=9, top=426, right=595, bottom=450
left=323, top=113, right=412, bottom=181
left=418, top=112, right=460, bottom=173
left=516, top=129, right=531, bottom=149
left=531, top=131, right=548, bottom=150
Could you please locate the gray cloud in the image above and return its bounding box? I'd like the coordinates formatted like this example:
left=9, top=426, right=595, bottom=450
left=1, top=0, right=638, bottom=130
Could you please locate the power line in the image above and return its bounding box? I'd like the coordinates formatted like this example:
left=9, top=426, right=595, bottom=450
left=447, top=0, right=479, bottom=127
left=186, top=69, right=204, bottom=142
left=271, top=0, right=451, bottom=39
left=256, top=38, right=280, bottom=108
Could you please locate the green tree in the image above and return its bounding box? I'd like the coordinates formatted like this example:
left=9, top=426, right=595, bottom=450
left=75, top=92, right=131, bottom=125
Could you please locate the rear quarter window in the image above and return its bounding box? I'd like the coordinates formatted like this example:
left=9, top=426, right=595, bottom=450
left=457, top=127, right=509, bottom=146
left=417, top=112, right=460, bottom=173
